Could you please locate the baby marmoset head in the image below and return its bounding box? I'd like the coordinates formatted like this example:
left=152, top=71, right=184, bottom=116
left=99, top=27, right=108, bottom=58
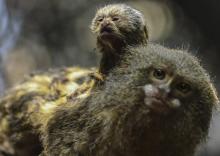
left=44, top=44, right=218, bottom=156
left=90, top=4, right=148, bottom=75
left=90, top=4, right=148, bottom=52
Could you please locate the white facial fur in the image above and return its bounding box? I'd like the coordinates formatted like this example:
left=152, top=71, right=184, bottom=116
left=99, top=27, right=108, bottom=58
left=142, top=84, right=181, bottom=110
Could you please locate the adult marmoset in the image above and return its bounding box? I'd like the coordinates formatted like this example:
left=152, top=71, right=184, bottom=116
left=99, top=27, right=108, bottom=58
left=41, top=44, right=218, bottom=156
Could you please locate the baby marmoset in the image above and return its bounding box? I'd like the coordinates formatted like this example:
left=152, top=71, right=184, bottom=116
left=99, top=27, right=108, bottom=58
left=41, top=44, right=219, bottom=156
left=91, top=4, right=148, bottom=75
left=0, top=4, right=148, bottom=156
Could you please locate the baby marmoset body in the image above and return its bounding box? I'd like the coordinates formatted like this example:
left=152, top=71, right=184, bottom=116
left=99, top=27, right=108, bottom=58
left=91, top=4, right=148, bottom=75
left=41, top=44, right=218, bottom=156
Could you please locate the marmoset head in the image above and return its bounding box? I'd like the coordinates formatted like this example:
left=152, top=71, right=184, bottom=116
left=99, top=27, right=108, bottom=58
left=111, top=44, right=219, bottom=118
left=90, top=4, right=148, bottom=52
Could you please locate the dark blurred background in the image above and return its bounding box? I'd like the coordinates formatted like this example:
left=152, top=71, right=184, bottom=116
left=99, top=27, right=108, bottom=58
left=0, top=0, right=219, bottom=155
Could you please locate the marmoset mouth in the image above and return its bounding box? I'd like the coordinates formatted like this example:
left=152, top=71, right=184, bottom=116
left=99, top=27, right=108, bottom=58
left=144, top=97, right=171, bottom=114
left=100, top=27, right=114, bottom=35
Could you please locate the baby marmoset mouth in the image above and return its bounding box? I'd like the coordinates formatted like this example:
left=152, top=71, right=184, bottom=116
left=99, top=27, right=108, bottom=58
left=98, top=28, right=125, bottom=51
left=99, top=26, right=122, bottom=41
left=100, top=26, right=113, bottom=34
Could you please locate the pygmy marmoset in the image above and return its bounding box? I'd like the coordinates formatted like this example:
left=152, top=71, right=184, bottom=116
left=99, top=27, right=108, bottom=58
left=91, top=4, right=148, bottom=75
left=41, top=44, right=219, bottom=156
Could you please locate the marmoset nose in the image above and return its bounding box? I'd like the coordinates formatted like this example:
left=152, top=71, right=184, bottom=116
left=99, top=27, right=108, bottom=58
left=158, top=78, right=173, bottom=95
left=158, top=84, right=170, bottom=94
left=101, top=19, right=111, bottom=27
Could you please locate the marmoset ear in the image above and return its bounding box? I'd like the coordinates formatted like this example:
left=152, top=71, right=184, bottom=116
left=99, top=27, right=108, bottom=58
left=143, top=25, right=149, bottom=42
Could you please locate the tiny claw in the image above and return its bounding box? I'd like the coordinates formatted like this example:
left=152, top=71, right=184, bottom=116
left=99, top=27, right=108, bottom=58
left=89, top=72, right=104, bottom=82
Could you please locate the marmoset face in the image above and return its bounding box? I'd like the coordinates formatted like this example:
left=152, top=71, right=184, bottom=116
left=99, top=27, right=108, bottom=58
left=143, top=66, right=194, bottom=114
left=90, top=4, right=147, bottom=48
left=121, top=45, right=219, bottom=116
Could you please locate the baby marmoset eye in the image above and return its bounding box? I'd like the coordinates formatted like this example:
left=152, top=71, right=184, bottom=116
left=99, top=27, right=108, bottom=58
left=97, top=17, right=104, bottom=22
left=111, top=16, right=120, bottom=21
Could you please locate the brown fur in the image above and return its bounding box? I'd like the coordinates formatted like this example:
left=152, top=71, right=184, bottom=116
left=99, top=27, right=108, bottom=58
left=0, top=67, right=97, bottom=156
left=41, top=44, right=219, bottom=156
